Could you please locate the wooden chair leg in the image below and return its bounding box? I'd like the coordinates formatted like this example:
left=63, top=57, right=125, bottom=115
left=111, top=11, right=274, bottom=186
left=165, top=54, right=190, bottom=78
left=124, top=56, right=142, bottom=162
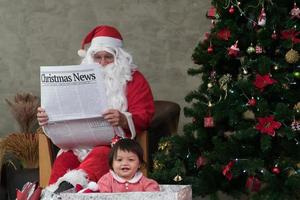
left=38, top=132, right=53, bottom=188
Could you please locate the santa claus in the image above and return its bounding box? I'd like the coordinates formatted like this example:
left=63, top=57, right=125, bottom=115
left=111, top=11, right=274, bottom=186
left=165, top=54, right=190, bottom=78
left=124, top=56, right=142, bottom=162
left=37, top=25, right=155, bottom=193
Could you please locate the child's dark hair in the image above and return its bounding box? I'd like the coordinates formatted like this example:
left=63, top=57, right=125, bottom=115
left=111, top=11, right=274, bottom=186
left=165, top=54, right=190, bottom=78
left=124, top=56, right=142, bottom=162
left=108, top=138, right=144, bottom=169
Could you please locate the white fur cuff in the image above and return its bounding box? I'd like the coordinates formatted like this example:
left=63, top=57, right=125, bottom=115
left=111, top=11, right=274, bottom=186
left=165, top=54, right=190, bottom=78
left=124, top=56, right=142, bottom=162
left=45, top=169, right=88, bottom=192
left=122, top=111, right=136, bottom=139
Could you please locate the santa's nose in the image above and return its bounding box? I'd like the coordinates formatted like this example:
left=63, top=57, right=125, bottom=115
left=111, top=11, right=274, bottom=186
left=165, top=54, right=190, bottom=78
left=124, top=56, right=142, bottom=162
left=100, top=59, right=108, bottom=66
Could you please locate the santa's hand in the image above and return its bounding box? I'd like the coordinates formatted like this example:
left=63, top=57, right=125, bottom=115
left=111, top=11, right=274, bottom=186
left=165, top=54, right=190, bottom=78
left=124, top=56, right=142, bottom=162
left=37, top=107, right=49, bottom=126
left=103, top=109, right=128, bottom=128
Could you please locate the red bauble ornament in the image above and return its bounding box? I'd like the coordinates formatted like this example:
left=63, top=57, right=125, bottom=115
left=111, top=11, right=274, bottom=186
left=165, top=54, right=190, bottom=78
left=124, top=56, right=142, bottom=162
left=272, top=167, right=281, bottom=174
left=229, top=6, right=235, bottom=14
left=248, top=97, right=256, bottom=106
left=204, top=116, right=214, bottom=127
left=245, top=176, right=261, bottom=192
left=207, top=46, right=214, bottom=54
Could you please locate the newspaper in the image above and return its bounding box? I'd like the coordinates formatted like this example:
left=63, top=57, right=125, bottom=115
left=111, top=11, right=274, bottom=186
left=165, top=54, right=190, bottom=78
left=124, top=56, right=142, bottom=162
left=40, top=64, right=116, bottom=149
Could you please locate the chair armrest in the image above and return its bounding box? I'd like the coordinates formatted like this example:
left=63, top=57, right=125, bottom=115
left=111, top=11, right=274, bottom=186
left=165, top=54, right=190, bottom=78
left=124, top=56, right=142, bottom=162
left=151, top=100, right=180, bottom=135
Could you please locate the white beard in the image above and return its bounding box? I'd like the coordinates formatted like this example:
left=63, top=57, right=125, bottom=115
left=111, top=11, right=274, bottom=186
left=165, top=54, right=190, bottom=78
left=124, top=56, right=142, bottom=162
left=81, top=46, right=137, bottom=112
left=100, top=63, right=128, bottom=112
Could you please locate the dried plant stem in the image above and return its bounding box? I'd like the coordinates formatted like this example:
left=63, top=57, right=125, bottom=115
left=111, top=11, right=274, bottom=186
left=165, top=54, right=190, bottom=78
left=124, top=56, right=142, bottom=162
left=0, top=139, right=5, bottom=176
left=5, top=92, right=39, bottom=133
left=3, top=133, right=38, bottom=169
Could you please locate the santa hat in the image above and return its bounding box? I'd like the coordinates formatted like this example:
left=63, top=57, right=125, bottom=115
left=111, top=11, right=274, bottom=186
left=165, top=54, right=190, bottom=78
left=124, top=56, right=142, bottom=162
left=78, top=25, right=123, bottom=57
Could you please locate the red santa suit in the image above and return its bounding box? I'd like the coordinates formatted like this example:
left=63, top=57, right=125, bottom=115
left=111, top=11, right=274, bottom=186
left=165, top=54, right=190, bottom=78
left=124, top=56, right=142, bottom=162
left=45, top=25, right=155, bottom=192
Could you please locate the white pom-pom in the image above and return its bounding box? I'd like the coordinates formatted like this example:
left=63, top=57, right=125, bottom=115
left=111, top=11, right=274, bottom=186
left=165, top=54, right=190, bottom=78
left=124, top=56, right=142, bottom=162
left=77, top=49, right=86, bottom=57
left=87, top=181, right=98, bottom=191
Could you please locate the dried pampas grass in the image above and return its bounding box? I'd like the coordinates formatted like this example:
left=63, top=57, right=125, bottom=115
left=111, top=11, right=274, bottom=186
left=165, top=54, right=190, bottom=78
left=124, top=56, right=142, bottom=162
left=5, top=92, right=39, bottom=133
left=3, top=133, right=38, bottom=168
left=3, top=92, right=40, bottom=168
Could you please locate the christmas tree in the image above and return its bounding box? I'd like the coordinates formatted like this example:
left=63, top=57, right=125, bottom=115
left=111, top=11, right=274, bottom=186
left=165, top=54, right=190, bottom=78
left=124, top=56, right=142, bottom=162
left=151, top=0, right=300, bottom=199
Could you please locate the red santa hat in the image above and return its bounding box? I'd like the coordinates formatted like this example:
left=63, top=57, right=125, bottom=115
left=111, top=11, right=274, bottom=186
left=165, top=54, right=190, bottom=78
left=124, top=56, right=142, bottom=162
left=77, top=25, right=123, bottom=57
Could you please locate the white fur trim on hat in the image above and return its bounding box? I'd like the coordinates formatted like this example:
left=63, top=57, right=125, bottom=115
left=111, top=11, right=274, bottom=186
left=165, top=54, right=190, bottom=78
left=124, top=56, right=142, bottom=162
left=91, top=36, right=123, bottom=48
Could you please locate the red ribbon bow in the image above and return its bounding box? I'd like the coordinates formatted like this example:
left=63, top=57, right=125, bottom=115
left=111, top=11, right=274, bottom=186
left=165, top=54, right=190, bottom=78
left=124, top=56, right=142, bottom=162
left=280, top=29, right=300, bottom=44
left=222, top=160, right=236, bottom=180
left=253, top=74, right=277, bottom=91
left=255, top=115, right=282, bottom=137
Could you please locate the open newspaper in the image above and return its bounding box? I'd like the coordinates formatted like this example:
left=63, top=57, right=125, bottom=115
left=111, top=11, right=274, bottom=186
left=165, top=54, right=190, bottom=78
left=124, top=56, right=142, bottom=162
left=40, top=64, right=115, bottom=149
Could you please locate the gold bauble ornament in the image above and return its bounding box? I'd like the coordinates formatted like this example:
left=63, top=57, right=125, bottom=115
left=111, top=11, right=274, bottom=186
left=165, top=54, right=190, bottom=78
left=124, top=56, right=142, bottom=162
left=173, top=174, right=183, bottom=182
left=285, top=49, right=300, bottom=64
left=246, top=45, right=255, bottom=54
left=243, top=110, right=255, bottom=120
left=153, top=160, right=164, bottom=170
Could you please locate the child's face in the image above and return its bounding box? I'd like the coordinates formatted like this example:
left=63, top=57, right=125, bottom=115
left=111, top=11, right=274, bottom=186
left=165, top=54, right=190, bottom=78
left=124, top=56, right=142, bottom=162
left=112, top=149, right=141, bottom=180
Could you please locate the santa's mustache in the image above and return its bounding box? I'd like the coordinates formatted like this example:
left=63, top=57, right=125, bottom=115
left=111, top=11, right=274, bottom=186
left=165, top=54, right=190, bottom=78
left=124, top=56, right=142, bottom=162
left=99, top=62, right=115, bottom=71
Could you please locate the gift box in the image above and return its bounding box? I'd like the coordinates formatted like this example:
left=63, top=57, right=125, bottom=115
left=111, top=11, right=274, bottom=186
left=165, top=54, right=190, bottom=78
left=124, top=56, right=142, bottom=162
left=41, top=185, right=192, bottom=200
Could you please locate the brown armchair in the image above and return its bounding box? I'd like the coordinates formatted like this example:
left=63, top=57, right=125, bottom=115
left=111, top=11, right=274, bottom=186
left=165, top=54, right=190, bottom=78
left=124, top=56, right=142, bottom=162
left=38, top=100, right=180, bottom=188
